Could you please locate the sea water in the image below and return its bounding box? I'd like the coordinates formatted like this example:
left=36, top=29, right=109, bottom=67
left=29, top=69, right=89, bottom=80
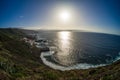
left=37, top=31, right=120, bottom=71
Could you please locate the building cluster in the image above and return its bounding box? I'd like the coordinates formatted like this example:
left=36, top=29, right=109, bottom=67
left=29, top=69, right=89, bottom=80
left=22, top=37, right=36, bottom=46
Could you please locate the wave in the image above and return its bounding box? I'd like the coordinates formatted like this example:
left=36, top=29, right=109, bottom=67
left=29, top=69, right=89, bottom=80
left=41, top=52, right=104, bottom=71
left=113, top=52, right=120, bottom=62
left=40, top=51, right=120, bottom=71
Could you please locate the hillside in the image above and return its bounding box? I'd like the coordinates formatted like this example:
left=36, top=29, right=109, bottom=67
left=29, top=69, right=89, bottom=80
left=0, top=28, right=120, bottom=80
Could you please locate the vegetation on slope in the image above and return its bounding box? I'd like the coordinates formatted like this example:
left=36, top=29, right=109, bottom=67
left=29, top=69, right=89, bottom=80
left=0, top=28, right=120, bottom=80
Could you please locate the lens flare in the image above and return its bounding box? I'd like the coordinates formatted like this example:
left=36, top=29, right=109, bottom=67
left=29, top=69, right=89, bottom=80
left=59, top=10, right=70, bottom=23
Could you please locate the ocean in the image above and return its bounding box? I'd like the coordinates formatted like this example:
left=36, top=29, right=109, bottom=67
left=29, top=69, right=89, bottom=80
left=36, top=31, right=120, bottom=70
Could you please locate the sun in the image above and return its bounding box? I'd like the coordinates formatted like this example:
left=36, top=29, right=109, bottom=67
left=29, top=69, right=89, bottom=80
left=59, top=10, right=70, bottom=23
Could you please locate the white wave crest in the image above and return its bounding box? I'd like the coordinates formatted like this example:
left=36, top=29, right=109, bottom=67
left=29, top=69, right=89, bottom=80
left=113, top=52, right=120, bottom=62
left=40, top=52, right=107, bottom=71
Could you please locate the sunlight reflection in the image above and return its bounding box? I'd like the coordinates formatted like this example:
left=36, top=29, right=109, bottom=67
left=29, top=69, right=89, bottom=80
left=58, top=31, right=71, bottom=56
left=53, top=31, right=75, bottom=66
left=59, top=31, right=70, bottom=40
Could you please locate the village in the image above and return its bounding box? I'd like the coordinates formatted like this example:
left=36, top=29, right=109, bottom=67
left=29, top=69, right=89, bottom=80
left=22, top=34, right=50, bottom=52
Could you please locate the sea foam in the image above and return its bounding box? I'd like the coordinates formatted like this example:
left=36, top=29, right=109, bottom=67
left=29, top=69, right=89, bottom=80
left=40, top=51, right=108, bottom=71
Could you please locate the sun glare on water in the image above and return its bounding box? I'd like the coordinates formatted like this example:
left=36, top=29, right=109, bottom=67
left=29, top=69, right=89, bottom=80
left=58, top=31, right=71, bottom=56
left=59, top=31, right=70, bottom=40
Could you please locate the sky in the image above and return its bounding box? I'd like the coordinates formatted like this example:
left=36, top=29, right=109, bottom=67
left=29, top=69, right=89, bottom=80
left=0, top=0, right=120, bottom=35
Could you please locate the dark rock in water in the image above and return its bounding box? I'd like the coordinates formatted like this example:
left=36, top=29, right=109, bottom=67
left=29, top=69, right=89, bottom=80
left=40, top=47, right=49, bottom=52
left=36, top=40, right=43, bottom=42
left=35, top=39, right=47, bottom=43
left=43, top=40, right=47, bottom=43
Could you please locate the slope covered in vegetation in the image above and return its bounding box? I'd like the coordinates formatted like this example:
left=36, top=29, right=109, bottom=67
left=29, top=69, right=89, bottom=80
left=0, top=28, right=120, bottom=80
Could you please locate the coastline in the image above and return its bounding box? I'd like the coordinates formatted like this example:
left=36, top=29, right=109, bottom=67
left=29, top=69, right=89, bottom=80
left=0, top=28, right=120, bottom=80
